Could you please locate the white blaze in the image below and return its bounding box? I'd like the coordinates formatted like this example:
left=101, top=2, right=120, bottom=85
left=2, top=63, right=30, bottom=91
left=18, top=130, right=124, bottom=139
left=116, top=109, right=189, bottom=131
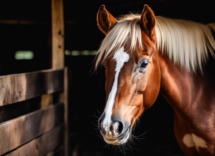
left=102, top=47, right=130, bottom=128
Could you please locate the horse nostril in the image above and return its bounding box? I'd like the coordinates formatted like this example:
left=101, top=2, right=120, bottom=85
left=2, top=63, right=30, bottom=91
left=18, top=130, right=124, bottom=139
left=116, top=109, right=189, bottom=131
left=118, top=122, right=123, bottom=134
left=112, top=116, right=124, bottom=135
left=110, top=125, right=113, bottom=131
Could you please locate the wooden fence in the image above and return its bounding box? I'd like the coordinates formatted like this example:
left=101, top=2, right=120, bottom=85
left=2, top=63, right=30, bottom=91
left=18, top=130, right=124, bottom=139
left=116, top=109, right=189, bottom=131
left=0, top=0, right=69, bottom=155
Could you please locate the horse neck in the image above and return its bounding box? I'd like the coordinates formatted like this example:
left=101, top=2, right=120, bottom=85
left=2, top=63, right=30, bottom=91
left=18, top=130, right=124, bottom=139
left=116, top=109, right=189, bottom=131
left=158, top=52, right=207, bottom=117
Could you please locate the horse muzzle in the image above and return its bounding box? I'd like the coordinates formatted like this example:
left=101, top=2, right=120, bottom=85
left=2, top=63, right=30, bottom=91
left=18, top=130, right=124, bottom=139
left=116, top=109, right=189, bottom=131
left=99, top=115, right=131, bottom=145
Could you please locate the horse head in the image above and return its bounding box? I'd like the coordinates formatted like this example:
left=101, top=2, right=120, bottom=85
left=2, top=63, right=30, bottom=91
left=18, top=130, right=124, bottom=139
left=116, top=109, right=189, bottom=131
left=96, top=4, right=161, bottom=145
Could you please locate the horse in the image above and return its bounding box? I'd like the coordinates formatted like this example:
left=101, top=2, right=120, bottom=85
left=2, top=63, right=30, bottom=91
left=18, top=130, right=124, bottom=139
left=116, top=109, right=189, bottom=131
left=95, top=4, right=215, bottom=156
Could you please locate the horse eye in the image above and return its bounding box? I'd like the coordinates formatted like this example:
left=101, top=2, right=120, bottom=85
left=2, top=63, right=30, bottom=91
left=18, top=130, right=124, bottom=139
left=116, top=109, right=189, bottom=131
left=140, top=59, right=149, bottom=69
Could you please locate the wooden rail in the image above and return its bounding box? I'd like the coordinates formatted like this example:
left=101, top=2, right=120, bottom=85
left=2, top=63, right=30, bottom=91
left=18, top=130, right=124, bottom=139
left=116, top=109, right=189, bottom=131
left=0, top=69, right=64, bottom=106
left=5, top=124, right=63, bottom=156
left=6, top=124, right=63, bottom=156
left=0, top=103, right=64, bottom=155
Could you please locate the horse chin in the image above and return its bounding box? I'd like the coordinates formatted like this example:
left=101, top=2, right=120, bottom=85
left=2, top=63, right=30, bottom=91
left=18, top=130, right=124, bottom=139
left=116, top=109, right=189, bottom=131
left=103, top=134, right=130, bottom=145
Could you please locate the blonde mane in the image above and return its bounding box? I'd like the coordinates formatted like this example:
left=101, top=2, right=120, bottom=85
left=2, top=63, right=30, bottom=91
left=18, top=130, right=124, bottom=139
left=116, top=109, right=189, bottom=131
left=96, top=14, right=215, bottom=73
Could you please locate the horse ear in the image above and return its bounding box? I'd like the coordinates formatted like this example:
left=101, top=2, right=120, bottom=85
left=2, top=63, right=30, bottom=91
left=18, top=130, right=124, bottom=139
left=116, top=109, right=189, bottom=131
left=97, top=5, right=118, bottom=35
left=140, top=4, right=156, bottom=38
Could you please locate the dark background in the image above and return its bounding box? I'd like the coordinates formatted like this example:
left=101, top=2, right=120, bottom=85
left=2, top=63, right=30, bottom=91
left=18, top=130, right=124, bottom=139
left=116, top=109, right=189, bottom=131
left=0, top=0, right=215, bottom=155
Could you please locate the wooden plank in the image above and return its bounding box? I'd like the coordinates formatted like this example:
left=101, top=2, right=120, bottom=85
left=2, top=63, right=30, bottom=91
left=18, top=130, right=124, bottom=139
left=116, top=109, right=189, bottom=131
left=5, top=124, right=63, bottom=156
left=5, top=139, right=38, bottom=156
left=36, top=124, right=63, bottom=156
left=0, top=103, right=64, bottom=155
left=52, top=0, right=64, bottom=69
left=51, top=1, right=65, bottom=156
left=0, top=69, right=63, bottom=106
left=64, top=67, right=69, bottom=156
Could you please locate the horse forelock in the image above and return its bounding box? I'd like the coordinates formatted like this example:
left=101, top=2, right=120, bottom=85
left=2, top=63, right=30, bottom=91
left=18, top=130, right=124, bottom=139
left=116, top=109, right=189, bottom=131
left=95, top=14, right=143, bottom=69
left=96, top=14, right=215, bottom=73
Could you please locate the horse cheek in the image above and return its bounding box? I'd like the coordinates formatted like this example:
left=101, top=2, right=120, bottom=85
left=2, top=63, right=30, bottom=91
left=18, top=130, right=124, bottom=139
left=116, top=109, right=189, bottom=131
left=144, top=58, right=161, bottom=109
